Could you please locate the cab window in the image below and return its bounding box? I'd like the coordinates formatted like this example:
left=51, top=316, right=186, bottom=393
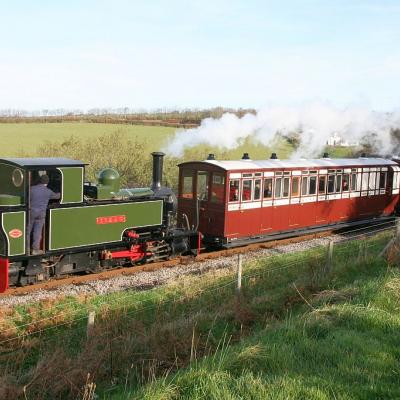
left=181, top=170, right=193, bottom=199
left=197, top=171, right=209, bottom=200
left=210, top=173, right=225, bottom=204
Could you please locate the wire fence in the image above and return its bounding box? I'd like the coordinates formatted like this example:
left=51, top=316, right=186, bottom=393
left=0, top=220, right=397, bottom=350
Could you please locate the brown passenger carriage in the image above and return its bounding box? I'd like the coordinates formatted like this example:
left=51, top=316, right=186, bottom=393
left=178, top=154, right=400, bottom=248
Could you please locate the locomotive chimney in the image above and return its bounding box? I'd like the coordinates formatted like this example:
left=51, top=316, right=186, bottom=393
left=151, top=151, right=165, bottom=190
left=242, top=153, right=250, bottom=160
left=207, top=153, right=216, bottom=160
left=270, top=152, right=278, bottom=159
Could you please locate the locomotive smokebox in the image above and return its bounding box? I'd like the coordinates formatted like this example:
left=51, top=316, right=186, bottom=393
left=151, top=151, right=165, bottom=191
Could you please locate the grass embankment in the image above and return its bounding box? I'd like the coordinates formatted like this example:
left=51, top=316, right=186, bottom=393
left=0, top=231, right=397, bottom=399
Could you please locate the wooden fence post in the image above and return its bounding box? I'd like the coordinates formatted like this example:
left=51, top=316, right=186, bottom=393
left=358, top=242, right=365, bottom=263
left=325, top=240, right=334, bottom=274
left=87, top=311, right=95, bottom=339
left=236, top=254, right=243, bottom=295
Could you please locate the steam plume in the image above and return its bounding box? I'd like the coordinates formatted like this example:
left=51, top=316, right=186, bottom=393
left=165, top=103, right=400, bottom=158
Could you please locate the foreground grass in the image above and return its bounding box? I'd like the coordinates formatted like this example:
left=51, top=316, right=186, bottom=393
left=108, top=234, right=400, bottom=400
left=0, top=232, right=396, bottom=399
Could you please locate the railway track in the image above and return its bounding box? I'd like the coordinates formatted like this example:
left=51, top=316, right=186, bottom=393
left=1, top=220, right=395, bottom=297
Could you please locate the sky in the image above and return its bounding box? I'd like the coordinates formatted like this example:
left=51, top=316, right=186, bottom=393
left=0, top=0, right=399, bottom=111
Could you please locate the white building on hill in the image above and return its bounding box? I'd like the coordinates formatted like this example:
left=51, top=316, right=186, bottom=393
left=327, top=132, right=359, bottom=147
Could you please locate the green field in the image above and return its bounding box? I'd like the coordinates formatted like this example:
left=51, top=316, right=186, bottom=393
left=0, top=122, right=351, bottom=161
left=0, top=123, right=176, bottom=157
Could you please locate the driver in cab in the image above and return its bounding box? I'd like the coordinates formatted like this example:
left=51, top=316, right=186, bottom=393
left=29, top=174, right=61, bottom=255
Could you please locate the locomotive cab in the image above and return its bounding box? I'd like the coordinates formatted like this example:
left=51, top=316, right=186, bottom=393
left=0, top=158, right=85, bottom=259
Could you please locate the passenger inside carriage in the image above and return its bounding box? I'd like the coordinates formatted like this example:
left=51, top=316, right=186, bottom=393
left=254, top=180, right=261, bottom=200
left=342, top=175, right=349, bottom=191
left=264, top=180, right=273, bottom=198
left=242, top=180, right=252, bottom=201
left=229, top=180, right=240, bottom=201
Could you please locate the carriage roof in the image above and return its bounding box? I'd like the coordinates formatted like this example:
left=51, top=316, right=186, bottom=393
left=179, top=158, right=396, bottom=171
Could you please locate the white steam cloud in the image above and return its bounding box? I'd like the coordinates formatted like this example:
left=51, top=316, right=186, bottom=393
left=164, top=103, right=400, bottom=158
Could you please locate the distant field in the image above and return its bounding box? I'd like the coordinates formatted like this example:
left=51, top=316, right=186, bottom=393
left=0, top=123, right=176, bottom=156
left=0, top=122, right=353, bottom=161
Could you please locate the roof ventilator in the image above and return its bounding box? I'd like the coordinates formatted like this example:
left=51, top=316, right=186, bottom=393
left=242, top=153, right=251, bottom=160
left=207, top=153, right=215, bottom=160
left=270, top=153, right=278, bottom=159
left=322, top=152, right=330, bottom=158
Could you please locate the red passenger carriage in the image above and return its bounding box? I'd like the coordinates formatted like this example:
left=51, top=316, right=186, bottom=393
left=177, top=154, right=400, bottom=248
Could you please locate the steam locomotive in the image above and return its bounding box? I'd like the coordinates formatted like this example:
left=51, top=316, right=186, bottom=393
left=0, top=151, right=399, bottom=292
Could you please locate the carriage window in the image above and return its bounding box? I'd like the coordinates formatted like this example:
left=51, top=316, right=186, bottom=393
left=327, top=175, right=335, bottom=193
left=292, top=177, right=300, bottom=197
left=351, top=173, right=357, bottom=191
left=283, top=177, right=290, bottom=198
left=181, top=170, right=193, bottom=199
left=301, top=176, right=308, bottom=196
left=336, top=175, right=342, bottom=193
left=318, top=176, right=326, bottom=194
left=368, top=172, right=376, bottom=190
left=309, top=176, right=317, bottom=195
left=211, top=173, right=225, bottom=204
left=275, top=177, right=282, bottom=198
left=229, top=179, right=240, bottom=202
left=342, top=174, right=350, bottom=192
left=254, top=179, right=262, bottom=200
left=362, top=172, right=369, bottom=191
left=263, top=178, right=273, bottom=198
left=379, top=172, right=386, bottom=189
left=197, top=171, right=209, bottom=200
left=242, top=179, right=252, bottom=201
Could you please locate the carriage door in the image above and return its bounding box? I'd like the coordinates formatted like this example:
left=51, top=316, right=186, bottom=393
left=196, top=171, right=210, bottom=233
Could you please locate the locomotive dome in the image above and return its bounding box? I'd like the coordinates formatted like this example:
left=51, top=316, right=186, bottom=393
left=98, top=168, right=120, bottom=191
